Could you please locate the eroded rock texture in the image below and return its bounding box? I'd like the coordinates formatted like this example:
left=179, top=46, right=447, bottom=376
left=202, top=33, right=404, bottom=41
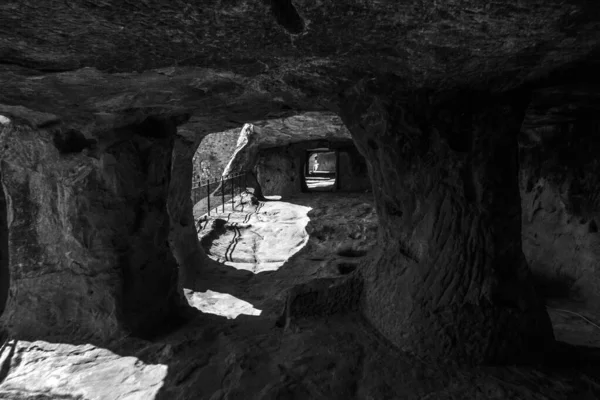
left=256, top=140, right=370, bottom=196
left=340, top=81, right=554, bottom=363
left=0, top=0, right=599, bottom=377
left=0, top=117, right=187, bottom=341
left=257, top=147, right=301, bottom=197
left=520, top=89, right=600, bottom=305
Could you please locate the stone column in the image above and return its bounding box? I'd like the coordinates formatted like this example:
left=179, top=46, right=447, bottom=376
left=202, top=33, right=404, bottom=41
left=0, top=116, right=185, bottom=342
left=339, top=81, right=554, bottom=364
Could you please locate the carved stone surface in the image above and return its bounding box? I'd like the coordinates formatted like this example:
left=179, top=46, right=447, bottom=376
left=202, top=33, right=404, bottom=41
left=339, top=80, right=554, bottom=363
left=521, top=118, right=600, bottom=306
left=0, top=117, right=186, bottom=341
left=0, top=0, right=599, bottom=373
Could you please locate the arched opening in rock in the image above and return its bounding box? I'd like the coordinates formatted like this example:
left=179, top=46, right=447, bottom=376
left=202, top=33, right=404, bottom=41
left=303, top=149, right=338, bottom=192
left=184, top=114, right=375, bottom=324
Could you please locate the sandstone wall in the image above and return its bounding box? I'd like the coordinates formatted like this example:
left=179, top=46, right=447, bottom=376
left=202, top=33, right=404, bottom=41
left=340, top=82, right=553, bottom=364
left=192, top=128, right=239, bottom=184
left=257, top=146, right=302, bottom=197
left=0, top=117, right=191, bottom=342
left=256, top=141, right=370, bottom=197
left=520, top=121, right=600, bottom=306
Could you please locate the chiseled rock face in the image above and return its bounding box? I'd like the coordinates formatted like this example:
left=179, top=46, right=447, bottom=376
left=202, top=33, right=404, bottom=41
left=0, top=116, right=185, bottom=341
left=257, top=149, right=300, bottom=197
left=192, top=129, right=240, bottom=183
left=251, top=112, right=351, bottom=147
left=255, top=140, right=369, bottom=197
left=0, top=0, right=599, bottom=370
left=1, top=0, right=599, bottom=93
left=520, top=119, right=600, bottom=305
left=221, top=112, right=350, bottom=177
left=340, top=80, right=554, bottom=363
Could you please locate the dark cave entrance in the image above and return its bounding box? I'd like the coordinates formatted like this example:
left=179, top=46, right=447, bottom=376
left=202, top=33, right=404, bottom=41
left=303, top=149, right=339, bottom=192
left=0, top=177, right=8, bottom=317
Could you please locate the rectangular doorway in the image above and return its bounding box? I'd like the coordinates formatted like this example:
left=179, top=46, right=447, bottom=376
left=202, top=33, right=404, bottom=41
left=304, top=149, right=338, bottom=192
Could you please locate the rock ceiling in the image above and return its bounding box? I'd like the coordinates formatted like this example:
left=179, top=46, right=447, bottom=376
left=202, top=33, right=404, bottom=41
left=0, top=0, right=599, bottom=138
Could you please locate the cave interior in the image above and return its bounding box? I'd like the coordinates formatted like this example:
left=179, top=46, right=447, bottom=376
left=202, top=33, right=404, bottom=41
left=1, top=0, right=600, bottom=398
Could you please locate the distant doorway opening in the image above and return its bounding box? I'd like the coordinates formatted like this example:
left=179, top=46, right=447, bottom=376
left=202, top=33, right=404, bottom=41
left=303, top=149, right=338, bottom=192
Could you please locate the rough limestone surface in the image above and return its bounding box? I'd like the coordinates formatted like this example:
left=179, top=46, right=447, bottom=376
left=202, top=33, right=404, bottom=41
left=257, top=150, right=301, bottom=197
left=1, top=0, right=599, bottom=93
left=192, top=129, right=240, bottom=183
left=340, top=80, right=554, bottom=363
left=520, top=92, right=600, bottom=306
left=0, top=0, right=600, bottom=384
left=218, top=113, right=351, bottom=194
left=256, top=140, right=369, bottom=197
left=0, top=116, right=185, bottom=342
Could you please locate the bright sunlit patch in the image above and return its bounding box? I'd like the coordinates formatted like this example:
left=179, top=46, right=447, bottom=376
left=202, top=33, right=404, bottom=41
left=186, top=289, right=262, bottom=319
left=199, top=200, right=312, bottom=273
left=264, top=195, right=282, bottom=200
left=0, top=340, right=168, bottom=399
left=0, top=115, right=11, bottom=125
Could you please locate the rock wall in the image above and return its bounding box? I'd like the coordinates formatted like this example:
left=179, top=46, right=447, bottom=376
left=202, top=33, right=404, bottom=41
left=338, top=148, right=371, bottom=192
left=257, top=146, right=302, bottom=197
left=0, top=117, right=188, bottom=342
left=340, top=81, right=554, bottom=364
left=0, top=176, right=8, bottom=317
left=256, top=141, right=370, bottom=197
left=520, top=120, right=600, bottom=305
left=192, top=128, right=239, bottom=184
left=168, top=132, right=208, bottom=296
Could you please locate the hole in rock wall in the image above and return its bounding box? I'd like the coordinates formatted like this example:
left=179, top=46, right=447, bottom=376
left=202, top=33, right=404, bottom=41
left=304, top=150, right=338, bottom=192
left=337, top=262, right=358, bottom=275
left=53, top=129, right=96, bottom=154
left=270, top=0, right=305, bottom=34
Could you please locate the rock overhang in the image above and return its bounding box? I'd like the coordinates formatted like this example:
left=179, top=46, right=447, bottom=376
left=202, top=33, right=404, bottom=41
left=0, top=0, right=599, bottom=119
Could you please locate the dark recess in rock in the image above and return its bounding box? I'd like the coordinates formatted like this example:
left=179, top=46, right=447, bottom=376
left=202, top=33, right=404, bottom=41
left=269, top=0, right=305, bottom=34
left=447, top=115, right=473, bottom=153
left=367, top=139, right=378, bottom=150
left=337, top=262, right=358, bottom=275
left=532, top=271, right=579, bottom=300
left=131, top=117, right=176, bottom=139
left=52, top=129, right=96, bottom=154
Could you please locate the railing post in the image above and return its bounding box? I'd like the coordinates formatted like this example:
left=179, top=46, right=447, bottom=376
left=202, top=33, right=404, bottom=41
left=221, top=176, right=225, bottom=213
left=207, top=179, right=210, bottom=216
left=231, top=174, right=235, bottom=211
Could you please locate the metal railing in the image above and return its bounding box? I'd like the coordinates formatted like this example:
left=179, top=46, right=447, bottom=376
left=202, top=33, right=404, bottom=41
left=191, top=170, right=249, bottom=216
